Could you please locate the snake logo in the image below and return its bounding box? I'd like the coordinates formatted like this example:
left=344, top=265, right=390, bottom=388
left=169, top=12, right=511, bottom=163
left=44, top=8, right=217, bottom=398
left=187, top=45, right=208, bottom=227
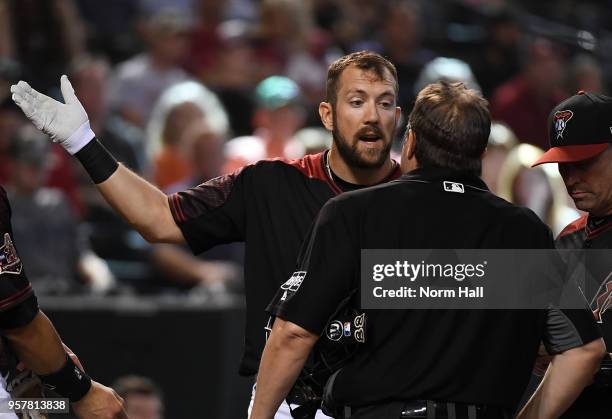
left=590, top=273, right=612, bottom=324
left=553, top=110, right=573, bottom=140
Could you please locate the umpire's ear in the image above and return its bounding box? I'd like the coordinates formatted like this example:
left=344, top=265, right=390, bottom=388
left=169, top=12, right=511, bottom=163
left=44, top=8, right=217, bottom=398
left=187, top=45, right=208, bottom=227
left=401, top=128, right=418, bottom=173
left=319, top=101, right=333, bottom=132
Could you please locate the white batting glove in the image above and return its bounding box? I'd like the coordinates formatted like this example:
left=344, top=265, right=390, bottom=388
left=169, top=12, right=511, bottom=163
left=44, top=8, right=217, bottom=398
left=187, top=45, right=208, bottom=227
left=10, top=75, right=95, bottom=155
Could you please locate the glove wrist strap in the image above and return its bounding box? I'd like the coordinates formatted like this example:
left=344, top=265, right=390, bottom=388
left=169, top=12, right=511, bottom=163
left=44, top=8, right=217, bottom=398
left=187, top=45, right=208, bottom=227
left=39, top=354, right=92, bottom=402
left=75, top=138, right=119, bottom=184
left=64, top=121, right=95, bottom=155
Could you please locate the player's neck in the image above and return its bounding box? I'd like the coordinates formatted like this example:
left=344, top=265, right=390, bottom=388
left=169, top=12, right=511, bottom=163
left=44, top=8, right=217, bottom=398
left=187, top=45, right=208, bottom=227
left=328, top=148, right=394, bottom=186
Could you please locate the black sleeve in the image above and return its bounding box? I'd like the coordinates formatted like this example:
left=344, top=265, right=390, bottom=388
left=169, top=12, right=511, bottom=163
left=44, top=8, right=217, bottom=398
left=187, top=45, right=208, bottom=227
left=267, top=197, right=358, bottom=335
left=542, top=307, right=601, bottom=354
left=167, top=167, right=248, bottom=254
left=506, top=210, right=601, bottom=353
left=0, top=188, right=39, bottom=330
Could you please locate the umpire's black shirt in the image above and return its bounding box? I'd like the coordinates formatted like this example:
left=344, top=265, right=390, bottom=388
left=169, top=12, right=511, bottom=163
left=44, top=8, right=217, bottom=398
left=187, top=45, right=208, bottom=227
left=268, top=167, right=600, bottom=409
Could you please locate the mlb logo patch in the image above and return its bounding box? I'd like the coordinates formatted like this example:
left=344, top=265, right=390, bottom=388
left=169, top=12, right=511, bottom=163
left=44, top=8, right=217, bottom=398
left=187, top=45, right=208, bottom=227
left=281, top=271, right=307, bottom=292
left=343, top=322, right=351, bottom=337
left=443, top=181, right=465, bottom=194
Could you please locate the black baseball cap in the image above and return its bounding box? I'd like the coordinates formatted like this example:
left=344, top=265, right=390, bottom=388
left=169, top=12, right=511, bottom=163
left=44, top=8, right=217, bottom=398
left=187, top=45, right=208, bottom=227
left=532, top=91, right=612, bottom=166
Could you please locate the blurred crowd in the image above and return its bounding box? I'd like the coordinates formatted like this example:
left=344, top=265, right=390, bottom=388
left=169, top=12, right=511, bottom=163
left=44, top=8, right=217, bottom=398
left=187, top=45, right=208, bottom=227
left=0, top=0, right=610, bottom=299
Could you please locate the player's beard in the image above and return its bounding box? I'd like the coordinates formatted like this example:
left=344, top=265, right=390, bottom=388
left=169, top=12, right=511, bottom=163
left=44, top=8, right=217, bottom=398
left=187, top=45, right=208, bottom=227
left=332, top=112, right=393, bottom=169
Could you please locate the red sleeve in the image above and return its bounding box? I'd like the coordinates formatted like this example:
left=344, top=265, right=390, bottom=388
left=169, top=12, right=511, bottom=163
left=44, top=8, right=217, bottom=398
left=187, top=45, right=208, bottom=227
left=167, top=168, right=247, bottom=254
left=557, top=214, right=588, bottom=240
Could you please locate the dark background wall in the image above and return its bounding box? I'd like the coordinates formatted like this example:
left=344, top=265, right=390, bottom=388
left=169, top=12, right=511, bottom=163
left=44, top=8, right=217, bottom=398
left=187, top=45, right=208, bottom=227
left=41, top=296, right=253, bottom=419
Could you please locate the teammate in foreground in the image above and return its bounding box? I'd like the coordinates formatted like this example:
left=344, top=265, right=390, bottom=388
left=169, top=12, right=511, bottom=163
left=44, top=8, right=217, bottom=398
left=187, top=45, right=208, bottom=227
left=0, top=187, right=126, bottom=419
left=252, top=81, right=605, bottom=419
left=11, top=51, right=402, bottom=417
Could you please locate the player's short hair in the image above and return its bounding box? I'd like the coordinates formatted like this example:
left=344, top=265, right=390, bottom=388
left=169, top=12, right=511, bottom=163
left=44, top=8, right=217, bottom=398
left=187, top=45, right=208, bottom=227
left=325, top=51, right=398, bottom=106
left=408, top=81, right=490, bottom=173
left=112, top=375, right=162, bottom=400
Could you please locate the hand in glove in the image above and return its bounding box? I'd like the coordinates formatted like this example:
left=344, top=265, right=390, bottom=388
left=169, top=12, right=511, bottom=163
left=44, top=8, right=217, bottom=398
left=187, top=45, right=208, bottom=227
left=10, top=75, right=95, bottom=154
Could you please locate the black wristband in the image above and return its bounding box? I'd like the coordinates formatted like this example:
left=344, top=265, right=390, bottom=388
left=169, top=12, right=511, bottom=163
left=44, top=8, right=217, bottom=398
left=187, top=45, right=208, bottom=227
left=74, top=138, right=119, bottom=184
left=39, top=354, right=92, bottom=402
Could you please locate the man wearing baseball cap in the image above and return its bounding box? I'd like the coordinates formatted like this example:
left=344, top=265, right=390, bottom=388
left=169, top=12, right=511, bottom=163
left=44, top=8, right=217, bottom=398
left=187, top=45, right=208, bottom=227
left=532, top=91, right=612, bottom=418
left=222, top=75, right=306, bottom=173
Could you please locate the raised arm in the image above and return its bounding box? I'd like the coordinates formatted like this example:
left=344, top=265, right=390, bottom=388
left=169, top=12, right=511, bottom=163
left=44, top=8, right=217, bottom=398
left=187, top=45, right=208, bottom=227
left=10, top=76, right=184, bottom=244
left=95, top=164, right=183, bottom=243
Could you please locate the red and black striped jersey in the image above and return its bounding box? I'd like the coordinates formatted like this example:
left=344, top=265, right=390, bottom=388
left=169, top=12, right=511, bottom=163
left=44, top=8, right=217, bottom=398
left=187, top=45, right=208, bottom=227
left=0, top=187, right=39, bottom=330
left=168, top=151, right=401, bottom=375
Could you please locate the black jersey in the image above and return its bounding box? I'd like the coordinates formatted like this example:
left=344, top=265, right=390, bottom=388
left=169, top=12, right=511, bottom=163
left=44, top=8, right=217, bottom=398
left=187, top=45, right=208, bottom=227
left=0, top=187, right=39, bottom=330
left=556, top=214, right=612, bottom=346
left=268, top=168, right=600, bottom=408
left=168, top=151, right=401, bottom=375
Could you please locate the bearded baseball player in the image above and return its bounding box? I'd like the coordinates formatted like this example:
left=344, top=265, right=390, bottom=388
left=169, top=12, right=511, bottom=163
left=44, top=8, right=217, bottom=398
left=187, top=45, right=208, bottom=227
left=11, top=51, right=403, bottom=418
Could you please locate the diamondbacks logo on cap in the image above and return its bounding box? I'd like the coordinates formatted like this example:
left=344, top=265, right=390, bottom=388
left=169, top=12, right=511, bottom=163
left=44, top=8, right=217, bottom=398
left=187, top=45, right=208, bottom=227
left=554, top=110, right=573, bottom=140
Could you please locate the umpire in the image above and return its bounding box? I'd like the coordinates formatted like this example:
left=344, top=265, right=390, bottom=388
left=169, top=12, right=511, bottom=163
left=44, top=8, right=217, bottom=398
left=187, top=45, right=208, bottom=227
left=251, top=81, right=605, bottom=419
left=532, top=91, right=612, bottom=418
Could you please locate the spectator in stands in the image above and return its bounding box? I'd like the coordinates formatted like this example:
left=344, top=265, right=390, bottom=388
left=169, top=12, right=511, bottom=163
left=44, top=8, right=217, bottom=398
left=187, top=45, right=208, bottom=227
left=379, top=0, right=433, bottom=113
left=293, top=127, right=332, bottom=155
left=113, top=375, right=164, bottom=419
left=252, top=0, right=311, bottom=78
left=481, top=121, right=518, bottom=194
left=6, top=126, right=115, bottom=294
left=251, top=0, right=341, bottom=126
left=186, top=121, right=226, bottom=185
left=497, top=143, right=580, bottom=236
left=0, top=99, right=24, bottom=184
left=200, top=19, right=259, bottom=137
left=568, top=53, right=605, bottom=94
left=146, top=80, right=229, bottom=191
left=490, top=38, right=566, bottom=149
left=0, top=0, right=85, bottom=93
left=331, top=0, right=385, bottom=51
left=144, top=80, right=240, bottom=295
left=223, top=75, right=305, bottom=173
left=471, top=7, right=523, bottom=99
left=108, top=8, right=190, bottom=127
left=74, top=0, right=141, bottom=63
left=0, top=1, right=85, bottom=214
left=71, top=55, right=144, bottom=173
left=186, top=0, right=228, bottom=82
left=414, top=57, right=481, bottom=97
left=0, top=98, right=83, bottom=215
